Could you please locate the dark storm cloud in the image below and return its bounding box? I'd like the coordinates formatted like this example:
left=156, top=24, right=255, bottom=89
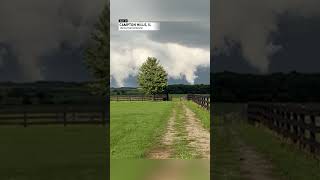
left=111, top=0, right=210, bottom=87
left=213, top=0, right=320, bottom=73
left=0, top=0, right=106, bottom=81
left=40, top=43, right=91, bottom=82
left=147, top=22, right=210, bottom=50
left=111, top=66, right=210, bottom=87
left=111, top=0, right=209, bottom=22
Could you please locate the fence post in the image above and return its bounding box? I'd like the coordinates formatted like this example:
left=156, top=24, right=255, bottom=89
left=310, top=114, right=316, bottom=153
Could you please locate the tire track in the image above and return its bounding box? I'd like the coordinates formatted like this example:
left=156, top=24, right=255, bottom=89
left=183, top=104, right=210, bottom=159
left=147, top=109, right=176, bottom=159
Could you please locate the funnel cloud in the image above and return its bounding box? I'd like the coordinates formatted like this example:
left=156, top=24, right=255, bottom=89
left=0, top=0, right=106, bottom=81
left=213, top=0, right=320, bottom=73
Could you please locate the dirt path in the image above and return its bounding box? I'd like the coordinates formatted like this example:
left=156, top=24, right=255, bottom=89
left=183, top=104, right=210, bottom=159
left=147, top=109, right=176, bottom=159
left=148, top=102, right=210, bottom=159
left=226, top=114, right=278, bottom=180
left=238, top=141, right=276, bottom=180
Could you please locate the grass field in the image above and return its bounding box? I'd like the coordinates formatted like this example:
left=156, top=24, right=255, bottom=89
left=110, top=101, right=173, bottom=159
left=213, top=103, right=320, bottom=180
left=173, top=101, right=194, bottom=159
left=169, top=94, right=186, bottom=99
left=212, top=104, right=243, bottom=180
left=185, top=101, right=210, bottom=130
left=238, top=123, right=320, bottom=180
left=0, top=126, right=107, bottom=180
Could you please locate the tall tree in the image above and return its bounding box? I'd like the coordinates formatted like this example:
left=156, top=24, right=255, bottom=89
left=84, top=2, right=109, bottom=96
left=137, top=57, right=168, bottom=99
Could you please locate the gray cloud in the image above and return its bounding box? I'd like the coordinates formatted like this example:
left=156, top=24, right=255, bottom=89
left=147, top=22, right=210, bottom=50
left=0, top=0, right=106, bottom=81
left=111, top=0, right=210, bottom=87
left=111, top=0, right=209, bottom=22
left=213, top=0, right=320, bottom=73
left=0, top=47, right=8, bottom=66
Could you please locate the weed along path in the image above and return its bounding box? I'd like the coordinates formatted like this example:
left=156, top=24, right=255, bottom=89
left=229, top=114, right=278, bottom=180
left=147, top=109, right=177, bottom=159
left=183, top=104, right=210, bottom=159
left=212, top=106, right=280, bottom=180
left=147, top=100, right=210, bottom=159
left=232, top=128, right=277, bottom=180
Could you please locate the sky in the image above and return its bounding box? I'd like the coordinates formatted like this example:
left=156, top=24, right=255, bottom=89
left=110, top=0, right=210, bottom=87
left=212, top=0, right=320, bottom=74
left=1, top=0, right=320, bottom=83
left=0, top=0, right=106, bottom=82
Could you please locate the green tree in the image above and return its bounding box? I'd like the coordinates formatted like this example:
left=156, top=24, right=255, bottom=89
left=137, top=57, right=168, bottom=100
left=84, top=3, right=109, bottom=96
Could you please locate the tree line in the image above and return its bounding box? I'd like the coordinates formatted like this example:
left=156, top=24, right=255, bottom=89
left=213, top=72, right=320, bottom=102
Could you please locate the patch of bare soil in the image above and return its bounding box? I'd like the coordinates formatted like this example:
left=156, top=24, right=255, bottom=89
left=238, top=140, right=277, bottom=180
left=147, top=110, right=176, bottom=159
left=183, top=104, right=210, bottom=159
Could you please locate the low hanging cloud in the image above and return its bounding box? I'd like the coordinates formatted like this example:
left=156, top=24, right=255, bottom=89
left=111, top=37, right=209, bottom=87
left=111, top=0, right=210, bottom=87
left=213, top=0, right=320, bottom=73
left=0, top=0, right=105, bottom=81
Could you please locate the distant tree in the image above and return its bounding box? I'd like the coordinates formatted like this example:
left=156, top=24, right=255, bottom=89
left=84, top=3, right=109, bottom=96
left=120, top=90, right=126, bottom=95
left=137, top=57, right=168, bottom=100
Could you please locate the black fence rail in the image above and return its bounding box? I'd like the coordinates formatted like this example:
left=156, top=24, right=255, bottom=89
left=0, top=104, right=107, bottom=127
left=248, top=103, right=320, bottom=155
left=186, top=94, right=210, bottom=110
left=110, top=94, right=168, bottom=101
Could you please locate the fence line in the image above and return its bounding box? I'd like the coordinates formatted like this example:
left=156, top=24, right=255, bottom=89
left=186, top=94, right=210, bottom=110
left=248, top=103, right=320, bottom=155
left=110, top=95, right=168, bottom=101
left=0, top=105, right=107, bottom=127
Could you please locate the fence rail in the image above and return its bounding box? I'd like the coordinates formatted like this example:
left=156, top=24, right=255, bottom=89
left=248, top=103, right=320, bottom=155
left=186, top=94, right=210, bottom=110
left=0, top=105, right=107, bottom=127
left=110, top=95, right=168, bottom=101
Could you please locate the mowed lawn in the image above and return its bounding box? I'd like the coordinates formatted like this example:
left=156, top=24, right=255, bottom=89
left=111, top=101, right=173, bottom=159
left=0, top=126, right=108, bottom=180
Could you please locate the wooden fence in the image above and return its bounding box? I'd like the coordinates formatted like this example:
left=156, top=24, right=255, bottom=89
left=0, top=104, right=107, bottom=127
left=186, top=94, right=210, bottom=110
left=110, top=94, right=168, bottom=101
left=248, top=103, right=320, bottom=154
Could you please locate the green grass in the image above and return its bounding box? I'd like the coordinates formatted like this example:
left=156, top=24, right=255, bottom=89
left=173, top=102, right=194, bottom=159
left=185, top=101, right=210, bottom=130
left=212, top=115, right=243, bottom=180
left=0, top=126, right=107, bottom=180
left=169, top=94, right=186, bottom=99
left=110, top=101, right=173, bottom=159
left=238, top=123, right=320, bottom=180
left=213, top=103, right=320, bottom=180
